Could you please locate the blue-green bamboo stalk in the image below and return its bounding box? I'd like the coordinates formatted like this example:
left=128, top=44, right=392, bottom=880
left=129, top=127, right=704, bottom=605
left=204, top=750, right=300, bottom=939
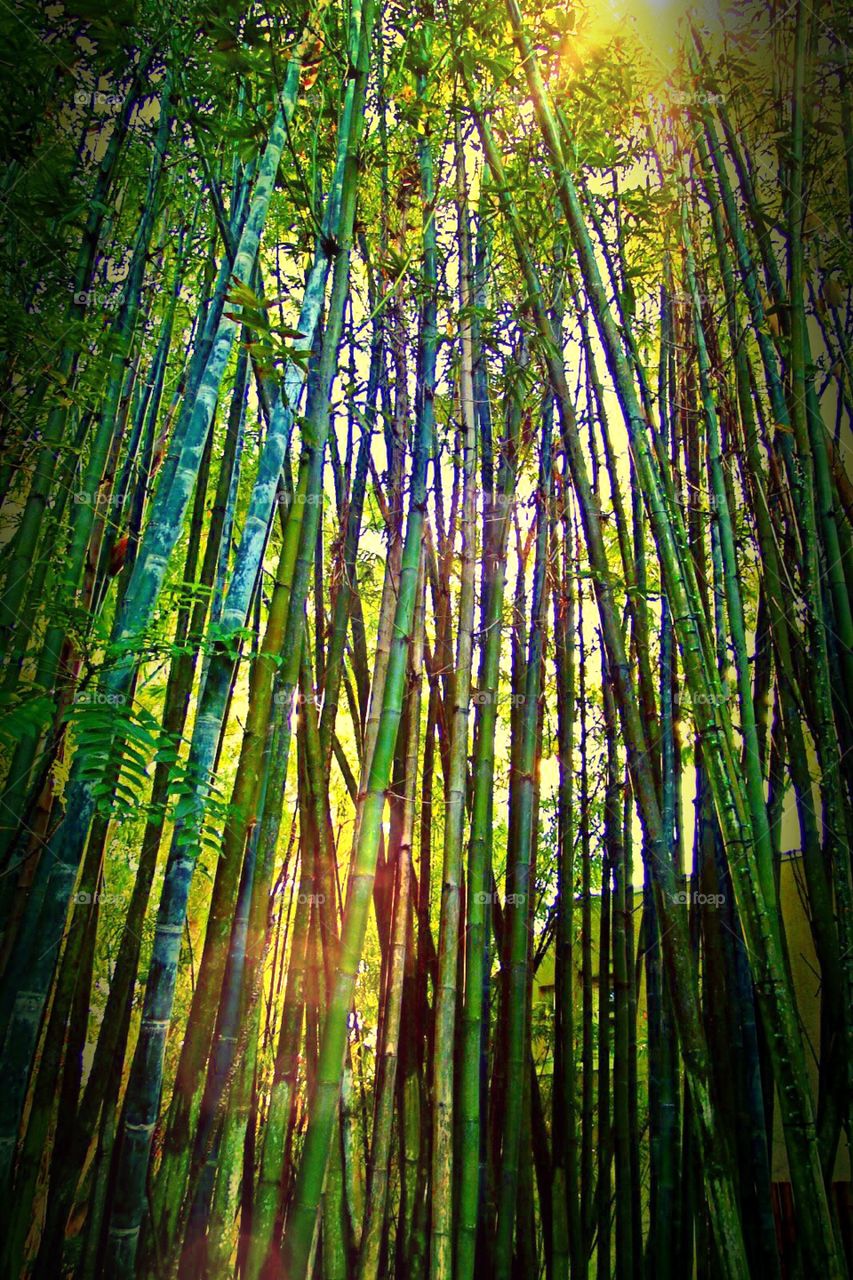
left=0, top=71, right=174, bottom=1183
left=0, top=59, right=307, bottom=1179
left=104, top=27, right=364, bottom=1269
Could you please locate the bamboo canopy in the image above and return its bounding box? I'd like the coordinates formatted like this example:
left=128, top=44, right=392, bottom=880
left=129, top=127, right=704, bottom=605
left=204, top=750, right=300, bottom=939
left=0, top=0, right=851, bottom=1275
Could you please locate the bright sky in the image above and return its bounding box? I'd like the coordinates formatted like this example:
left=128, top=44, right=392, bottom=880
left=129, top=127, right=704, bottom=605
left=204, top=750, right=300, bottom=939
left=582, top=0, right=726, bottom=81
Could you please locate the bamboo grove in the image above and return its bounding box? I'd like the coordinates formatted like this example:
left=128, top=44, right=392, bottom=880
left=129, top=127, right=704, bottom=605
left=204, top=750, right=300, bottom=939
left=0, top=0, right=851, bottom=1274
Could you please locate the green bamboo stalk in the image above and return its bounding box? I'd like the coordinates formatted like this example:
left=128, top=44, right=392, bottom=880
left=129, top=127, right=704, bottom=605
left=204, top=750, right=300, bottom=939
left=147, top=445, right=312, bottom=1267
left=680, top=201, right=779, bottom=934
left=456, top=363, right=524, bottom=1279
left=280, top=19, right=438, bottom=1271
left=786, top=0, right=853, bottom=1153
left=357, top=559, right=425, bottom=1280
left=493, top=418, right=550, bottom=1280
left=645, top=276, right=681, bottom=1280
left=596, top=839, right=612, bottom=1280
left=197, top=661, right=304, bottom=1273
left=429, top=116, right=478, bottom=1280
left=105, top=18, right=364, bottom=1264
left=487, top=16, right=843, bottom=1269
left=0, top=48, right=307, bottom=1167
left=578, top=574, right=594, bottom=1263
left=689, top=119, right=845, bottom=1074
left=610, top=734, right=633, bottom=1279
left=0, top=106, right=176, bottom=1180
left=33, top=353, right=242, bottom=1271
left=463, top=63, right=752, bottom=1278
left=243, top=853, right=313, bottom=1280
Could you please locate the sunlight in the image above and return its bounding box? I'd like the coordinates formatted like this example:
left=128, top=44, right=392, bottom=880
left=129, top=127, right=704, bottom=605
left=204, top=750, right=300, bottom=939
left=570, top=0, right=726, bottom=77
